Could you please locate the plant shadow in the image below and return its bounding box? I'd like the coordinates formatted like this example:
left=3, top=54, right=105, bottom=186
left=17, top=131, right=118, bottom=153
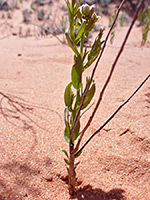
left=72, top=184, right=126, bottom=200
left=0, top=92, right=62, bottom=131
left=0, top=161, right=41, bottom=199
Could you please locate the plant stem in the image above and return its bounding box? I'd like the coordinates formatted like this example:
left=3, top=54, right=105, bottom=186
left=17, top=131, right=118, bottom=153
left=75, top=73, right=150, bottom=157
left=68, top=153, right=76, bottom=195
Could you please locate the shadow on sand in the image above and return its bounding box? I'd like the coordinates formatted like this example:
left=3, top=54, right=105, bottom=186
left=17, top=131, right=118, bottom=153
left=72, top=184, right=126, bottom=200
left=0, top=161, right=41, bottom=199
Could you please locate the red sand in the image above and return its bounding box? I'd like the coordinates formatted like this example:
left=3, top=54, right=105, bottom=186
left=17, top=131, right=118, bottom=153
left=0, top=1, right=150, bottom=200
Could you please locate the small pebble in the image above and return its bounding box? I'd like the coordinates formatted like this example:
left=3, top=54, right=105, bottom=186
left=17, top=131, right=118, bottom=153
left=23, top=193, right=28, bottom=197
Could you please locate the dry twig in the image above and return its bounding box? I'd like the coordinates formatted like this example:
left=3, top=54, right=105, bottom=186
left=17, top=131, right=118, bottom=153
left=75, top=73, right=150, bottom=156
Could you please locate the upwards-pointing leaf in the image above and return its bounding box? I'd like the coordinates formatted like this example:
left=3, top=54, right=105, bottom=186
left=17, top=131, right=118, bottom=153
left=64, top=158, right=69, bottom=165
left=72, top=0, right=76, bottom=8
left=64, top=108, right=68, bottom=125
left=60, top=148, right=69, bottom=158
left=64, top=82, right=74, bottom=108
left=72, top=55, right=82, bottom=90
left=73, top=0, right=81, bottom=15
left=64, top=123, right=70, bottom=143
left=72, top=121, right=80, bottom=142
left=75, top=22, right=86, bottom=44
left=75, top=150, right=82, bottom=158
left=65, top=0, right=73, bottom=25
left=88, top=29, right=104, bottom=60
left=65, top=32, right=79, bottom=55
left=82, top=82, right=95, bottom=110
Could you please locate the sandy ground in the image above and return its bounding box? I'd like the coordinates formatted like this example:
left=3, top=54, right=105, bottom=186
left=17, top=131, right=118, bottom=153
left=0, top=2, right=150, bottom=200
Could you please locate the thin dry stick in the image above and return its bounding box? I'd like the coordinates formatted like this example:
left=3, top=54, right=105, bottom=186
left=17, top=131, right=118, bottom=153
left=75, top=73, right=150, bottom=157
left=73, top=0, right=145, bottom=154
left=69, top=0, right=127, bottom=145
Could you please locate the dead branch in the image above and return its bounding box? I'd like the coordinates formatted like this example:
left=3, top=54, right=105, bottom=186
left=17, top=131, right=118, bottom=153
left=73, top=0, right=146, bottom=154
left=75, top=73, right=150, bottom=157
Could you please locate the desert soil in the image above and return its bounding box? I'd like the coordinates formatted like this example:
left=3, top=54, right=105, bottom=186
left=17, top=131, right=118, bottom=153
left=0, top=1, right=150, bottom=200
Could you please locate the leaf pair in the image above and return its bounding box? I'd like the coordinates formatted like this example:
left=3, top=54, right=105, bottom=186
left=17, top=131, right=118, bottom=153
left=60, top=147, right=81, bottom=166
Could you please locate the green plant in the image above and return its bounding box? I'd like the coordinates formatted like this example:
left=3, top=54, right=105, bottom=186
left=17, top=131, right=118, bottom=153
left=22, top=9, right=32, bottom=23
left=7, top=12, right=12, bottom=19
left=61, top=0, right=149, bottom=196
left=138, top=6, right=150, bottom=45
left=37, top=9, right=45, bottom=21
left=119, top=11, right=128, bottom=27
left=61, top=0, right=104, bottom=195
left=109, top=10, right=129, bottom=44
left=1, top=13, right=5, bottom=19
left=60, top=15, right=68, bottom=42
left=109, top=10, right=117, bottom=44
left=19, top=26, right=22, bottom=36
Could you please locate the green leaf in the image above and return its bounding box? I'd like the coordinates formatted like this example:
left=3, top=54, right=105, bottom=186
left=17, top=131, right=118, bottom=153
left=64, top=108, right=68, bottom=125
left=89, top=29, right=103, bottom=59
left=65, top=0, right=73, bottom=14
left=74, top=161, right=80, bottom=167
left=73, top=0, right=81, bottom=15
left=60, top=148, right=69, bottom=158
left=72, top=0, right=76, bottom=8
left=83, top=76, right=90, bottom=93
left=71, top=55, right=82, bottom=90
left=65, top=0, right=73, bottom=25
left=64, top=123, right=70, bottom=143
left=70, top=111, right=74, bottom=127
left=82, top=82, right=95, bottom=110
left=65, top=32, right=79, bottom=55
left=142, top=8, right=150, bottom=45
left=72, top=121, right=80, bottom=142
left=76, top=8, right=82, bottom=21
left=88, top=47, right=100, bottom=64
left=64, top=82, right=74, bottom=108
left=64, top=158, right=69, bottom=165
left=72, top=65, right=80, bottom=89
left=82, top=48, right=88, bottom=62
left=75, top=150, right=82, bottom=158
left=75, top=22, right=86, bottom=44
left=85, top=13, right=99, bottom=33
